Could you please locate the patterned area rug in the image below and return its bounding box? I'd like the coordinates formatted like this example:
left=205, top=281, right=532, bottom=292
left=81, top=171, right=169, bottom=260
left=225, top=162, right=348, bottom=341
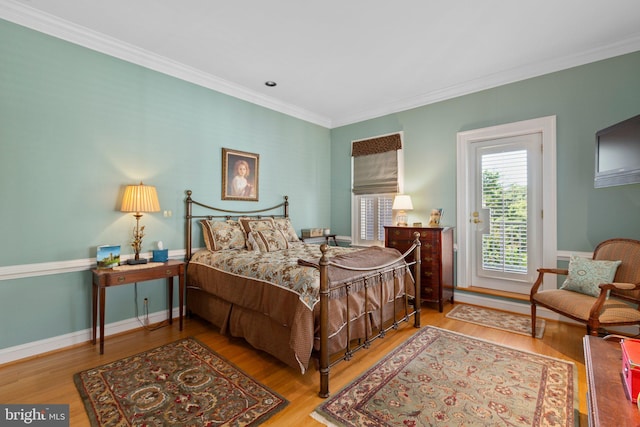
left=446, top=304, right=546, bottom=338
left=312, top=326, right=577, bottom=427
left=74, top=338, right=287, bottom=426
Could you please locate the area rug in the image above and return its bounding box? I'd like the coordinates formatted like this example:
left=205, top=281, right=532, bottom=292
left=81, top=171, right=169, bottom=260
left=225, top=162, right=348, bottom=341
left=446, top=304, right=546, bottom=338
left=312, top=326, right=577, bottom=427
left=74, top=338, right=287, bottom=426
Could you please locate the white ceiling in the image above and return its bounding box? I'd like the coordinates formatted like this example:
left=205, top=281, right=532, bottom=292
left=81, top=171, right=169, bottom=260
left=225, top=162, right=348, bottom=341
left=2, top=0, right=640, bottom=128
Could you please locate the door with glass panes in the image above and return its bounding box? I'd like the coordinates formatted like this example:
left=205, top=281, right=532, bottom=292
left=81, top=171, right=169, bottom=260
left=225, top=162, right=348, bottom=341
left=469, top=133, right=542, bottom=293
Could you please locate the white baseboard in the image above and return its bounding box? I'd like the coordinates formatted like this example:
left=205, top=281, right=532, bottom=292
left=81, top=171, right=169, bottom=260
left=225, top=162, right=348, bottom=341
left=0, top=307, right=182, bottom=365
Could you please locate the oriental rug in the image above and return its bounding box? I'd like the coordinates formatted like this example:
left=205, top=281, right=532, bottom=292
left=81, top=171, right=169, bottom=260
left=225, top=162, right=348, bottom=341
left=74, top=338, right=287, bottom=426
left=312, top=326, right=577, bottom=427
left=446, top=304, right=546, bottom=338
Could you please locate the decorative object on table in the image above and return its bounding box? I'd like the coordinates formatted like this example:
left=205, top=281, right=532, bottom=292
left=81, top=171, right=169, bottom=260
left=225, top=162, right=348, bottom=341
left=75, top=338, right=288, bottom=426
left=428, top=208, right=443, bottom=226
left=446, top=304, right=546, bottom=338
left=412, top=222, right=422, bottom=227
left=323, top=228, right=331, bottom=236
left=301, top=228, right=324, bottom=238
left=621, top=338, right=640, bottom=403
left=222, top=148, right=259, bottom=201
left=151, top=240, right=168, bottom=262
left=392, top=194, right=413, bottom=226
left=96, top=245, right=120, bottom=269
left=312, top=326, right=576, bottom=427
left=120, top=182, right=161, bottom=265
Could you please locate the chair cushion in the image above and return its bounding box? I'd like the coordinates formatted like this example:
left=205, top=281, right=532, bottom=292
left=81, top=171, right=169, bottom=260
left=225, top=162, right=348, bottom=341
left=533, top=289, right=640, bottom=323
left=559, top=255, right=621, bottom=297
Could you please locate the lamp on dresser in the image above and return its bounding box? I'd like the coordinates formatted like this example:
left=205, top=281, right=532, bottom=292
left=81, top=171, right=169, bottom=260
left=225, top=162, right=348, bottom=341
left=392, top=194, right=413, bottom=226
left=121, top=182, right=161, bottom=264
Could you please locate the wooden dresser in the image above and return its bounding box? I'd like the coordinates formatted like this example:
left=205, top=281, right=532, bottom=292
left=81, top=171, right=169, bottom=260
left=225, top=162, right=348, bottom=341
left=384, top=226, right=454, bottom=312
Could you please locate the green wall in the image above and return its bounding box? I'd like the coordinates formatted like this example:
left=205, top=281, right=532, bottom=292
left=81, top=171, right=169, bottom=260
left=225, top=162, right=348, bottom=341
left=330, top=51, right=640, bottom=251
left=2, top=16, right=640, bottom=353
left=0, top=20, right=331, bottom=349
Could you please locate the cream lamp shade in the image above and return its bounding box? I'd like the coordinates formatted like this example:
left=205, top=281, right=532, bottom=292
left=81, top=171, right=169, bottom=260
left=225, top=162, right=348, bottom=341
left=121, top=183, right=161, bottom=214
left=392, top=195, right=413, bottom=227
left=121, top=182, right=160, bottom=264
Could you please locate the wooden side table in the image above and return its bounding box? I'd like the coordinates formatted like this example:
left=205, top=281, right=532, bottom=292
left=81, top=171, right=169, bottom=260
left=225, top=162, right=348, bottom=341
left=91, top=260, right=185, bottom=354
left=300, top=234, right=338, bottom=246
left=583, top=335, right=640, bottom=426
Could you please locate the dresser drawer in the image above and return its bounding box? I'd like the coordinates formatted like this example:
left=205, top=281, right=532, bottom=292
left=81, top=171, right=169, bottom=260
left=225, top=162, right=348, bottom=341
left=384, top=225, right=454, bottom=312
left=97, top=263, right=182, bottom=287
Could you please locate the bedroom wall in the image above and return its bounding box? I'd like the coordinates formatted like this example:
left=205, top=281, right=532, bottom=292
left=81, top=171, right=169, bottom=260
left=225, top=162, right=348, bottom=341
left=330, top=50, right=640, bottom=254
left=0, top=19, right=332, bottom=353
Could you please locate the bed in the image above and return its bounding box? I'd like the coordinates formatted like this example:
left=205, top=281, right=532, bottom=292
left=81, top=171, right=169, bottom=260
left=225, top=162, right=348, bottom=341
left=184, top=190, right=422, bottom=397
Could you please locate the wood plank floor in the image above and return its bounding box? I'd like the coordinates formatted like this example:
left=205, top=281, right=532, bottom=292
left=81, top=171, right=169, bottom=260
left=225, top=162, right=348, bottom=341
left=0, top=303, right=589, bottom=426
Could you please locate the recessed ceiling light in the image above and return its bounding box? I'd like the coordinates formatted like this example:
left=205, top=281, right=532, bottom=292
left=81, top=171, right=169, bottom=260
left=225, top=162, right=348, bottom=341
left=265, top=81, right=277, bottom=87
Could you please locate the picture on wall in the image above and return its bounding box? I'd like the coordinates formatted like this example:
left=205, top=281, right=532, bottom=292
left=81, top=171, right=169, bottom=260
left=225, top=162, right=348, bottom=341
left=222, top=148, right=259, bottom=201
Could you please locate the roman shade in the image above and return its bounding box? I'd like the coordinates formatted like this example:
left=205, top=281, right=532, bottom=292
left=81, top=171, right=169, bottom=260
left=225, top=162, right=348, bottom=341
left=352, top=133, right=402, bottom=195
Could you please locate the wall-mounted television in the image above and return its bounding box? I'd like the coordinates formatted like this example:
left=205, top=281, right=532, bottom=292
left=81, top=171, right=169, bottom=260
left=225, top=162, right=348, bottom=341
left=594, top=114, right=640, bottom=188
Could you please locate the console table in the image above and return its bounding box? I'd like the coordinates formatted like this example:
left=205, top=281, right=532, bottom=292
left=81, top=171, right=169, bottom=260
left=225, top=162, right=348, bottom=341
left=92, top=260, right=185, bottom=354
left=583, top=335, right=640, bottom=426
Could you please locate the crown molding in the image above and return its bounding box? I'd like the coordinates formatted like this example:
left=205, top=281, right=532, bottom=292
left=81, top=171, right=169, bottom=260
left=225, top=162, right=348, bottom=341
left=0, top=0, right=332, bottom=128
left=2, top=1, right=639, bottom=129
left=332, top=34, right=640, bottom=128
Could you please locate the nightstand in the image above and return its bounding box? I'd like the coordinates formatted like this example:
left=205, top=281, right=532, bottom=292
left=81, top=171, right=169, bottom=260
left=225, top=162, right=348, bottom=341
left=91, top=260, right=185, bottom=354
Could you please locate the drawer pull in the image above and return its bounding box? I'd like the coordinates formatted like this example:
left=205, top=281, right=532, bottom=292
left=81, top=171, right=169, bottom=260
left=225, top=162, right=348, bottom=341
left=166, top=269, right=173, bottom=275
left=117, top=276, right=126, bottom=283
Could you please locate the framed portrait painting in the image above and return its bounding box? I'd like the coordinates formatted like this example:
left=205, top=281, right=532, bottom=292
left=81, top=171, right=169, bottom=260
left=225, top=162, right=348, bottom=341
left=222, top=148, right=259, bottom=201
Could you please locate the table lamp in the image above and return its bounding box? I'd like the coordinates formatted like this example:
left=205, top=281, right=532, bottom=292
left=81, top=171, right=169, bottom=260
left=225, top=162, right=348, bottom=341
left=121, top=182, right=160, bottom=264
left=392, top=195, right=413, bottom=226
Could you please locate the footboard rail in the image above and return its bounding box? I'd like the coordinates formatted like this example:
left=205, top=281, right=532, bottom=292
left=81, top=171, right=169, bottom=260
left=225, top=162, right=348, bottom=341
left=318, top=232, right=421, bottom=397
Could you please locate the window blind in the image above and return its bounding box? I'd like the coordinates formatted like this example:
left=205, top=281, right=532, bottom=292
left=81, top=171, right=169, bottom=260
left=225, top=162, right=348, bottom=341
left=481, top=149, right=528, bottom=274
left=352, top=133, right=402, bottom=195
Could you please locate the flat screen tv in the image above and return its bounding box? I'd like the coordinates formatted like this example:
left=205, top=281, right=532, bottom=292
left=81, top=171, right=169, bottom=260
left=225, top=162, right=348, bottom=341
left=594, top=114, right=640, bottom=188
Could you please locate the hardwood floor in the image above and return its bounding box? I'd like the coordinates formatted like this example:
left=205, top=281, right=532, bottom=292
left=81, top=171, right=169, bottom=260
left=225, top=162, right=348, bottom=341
left=0, top=303, right=589, bottom=426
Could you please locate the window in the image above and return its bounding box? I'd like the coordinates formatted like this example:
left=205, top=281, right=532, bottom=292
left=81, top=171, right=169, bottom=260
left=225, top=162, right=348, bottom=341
left=481, top=149, right=528, bottom=274
left=351, top=132, right=403, bottom=246
left=354, top=194, right=394, bottom=246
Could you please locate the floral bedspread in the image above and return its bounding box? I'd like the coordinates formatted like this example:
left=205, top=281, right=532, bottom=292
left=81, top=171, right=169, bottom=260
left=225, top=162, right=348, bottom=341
left=189, top=242, right=358, bottom=310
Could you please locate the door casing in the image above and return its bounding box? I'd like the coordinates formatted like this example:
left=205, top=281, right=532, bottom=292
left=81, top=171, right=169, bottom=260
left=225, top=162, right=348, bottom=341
left=456, top=116, right=557, bottom=292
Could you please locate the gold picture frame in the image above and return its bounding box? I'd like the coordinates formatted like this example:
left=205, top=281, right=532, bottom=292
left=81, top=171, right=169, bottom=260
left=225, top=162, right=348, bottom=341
left=222, top=148, right=259, bottom=201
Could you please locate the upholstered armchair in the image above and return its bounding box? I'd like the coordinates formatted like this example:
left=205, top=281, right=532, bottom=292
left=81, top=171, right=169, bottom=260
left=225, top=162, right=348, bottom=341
left=530, top=238, right=640, bottom=337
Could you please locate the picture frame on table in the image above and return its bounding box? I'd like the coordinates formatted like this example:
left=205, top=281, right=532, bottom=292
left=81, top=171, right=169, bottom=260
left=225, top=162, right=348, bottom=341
left=429, top=208, right=443, bottom=227
left=97, top=245, right=121, bottom=269
left=222, top=148, right=259, bottom=201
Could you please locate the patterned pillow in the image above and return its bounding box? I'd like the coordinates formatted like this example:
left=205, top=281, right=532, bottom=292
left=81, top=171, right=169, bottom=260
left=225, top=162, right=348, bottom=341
left=200, top=220, right=246, bottom=251
left=560, top=255, right=621, bottom=297
left=247, top=229, right=289, bottom=252
left=274, top=218, right=300, bottom=242
left=239, top=218, right=275, bottom=234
